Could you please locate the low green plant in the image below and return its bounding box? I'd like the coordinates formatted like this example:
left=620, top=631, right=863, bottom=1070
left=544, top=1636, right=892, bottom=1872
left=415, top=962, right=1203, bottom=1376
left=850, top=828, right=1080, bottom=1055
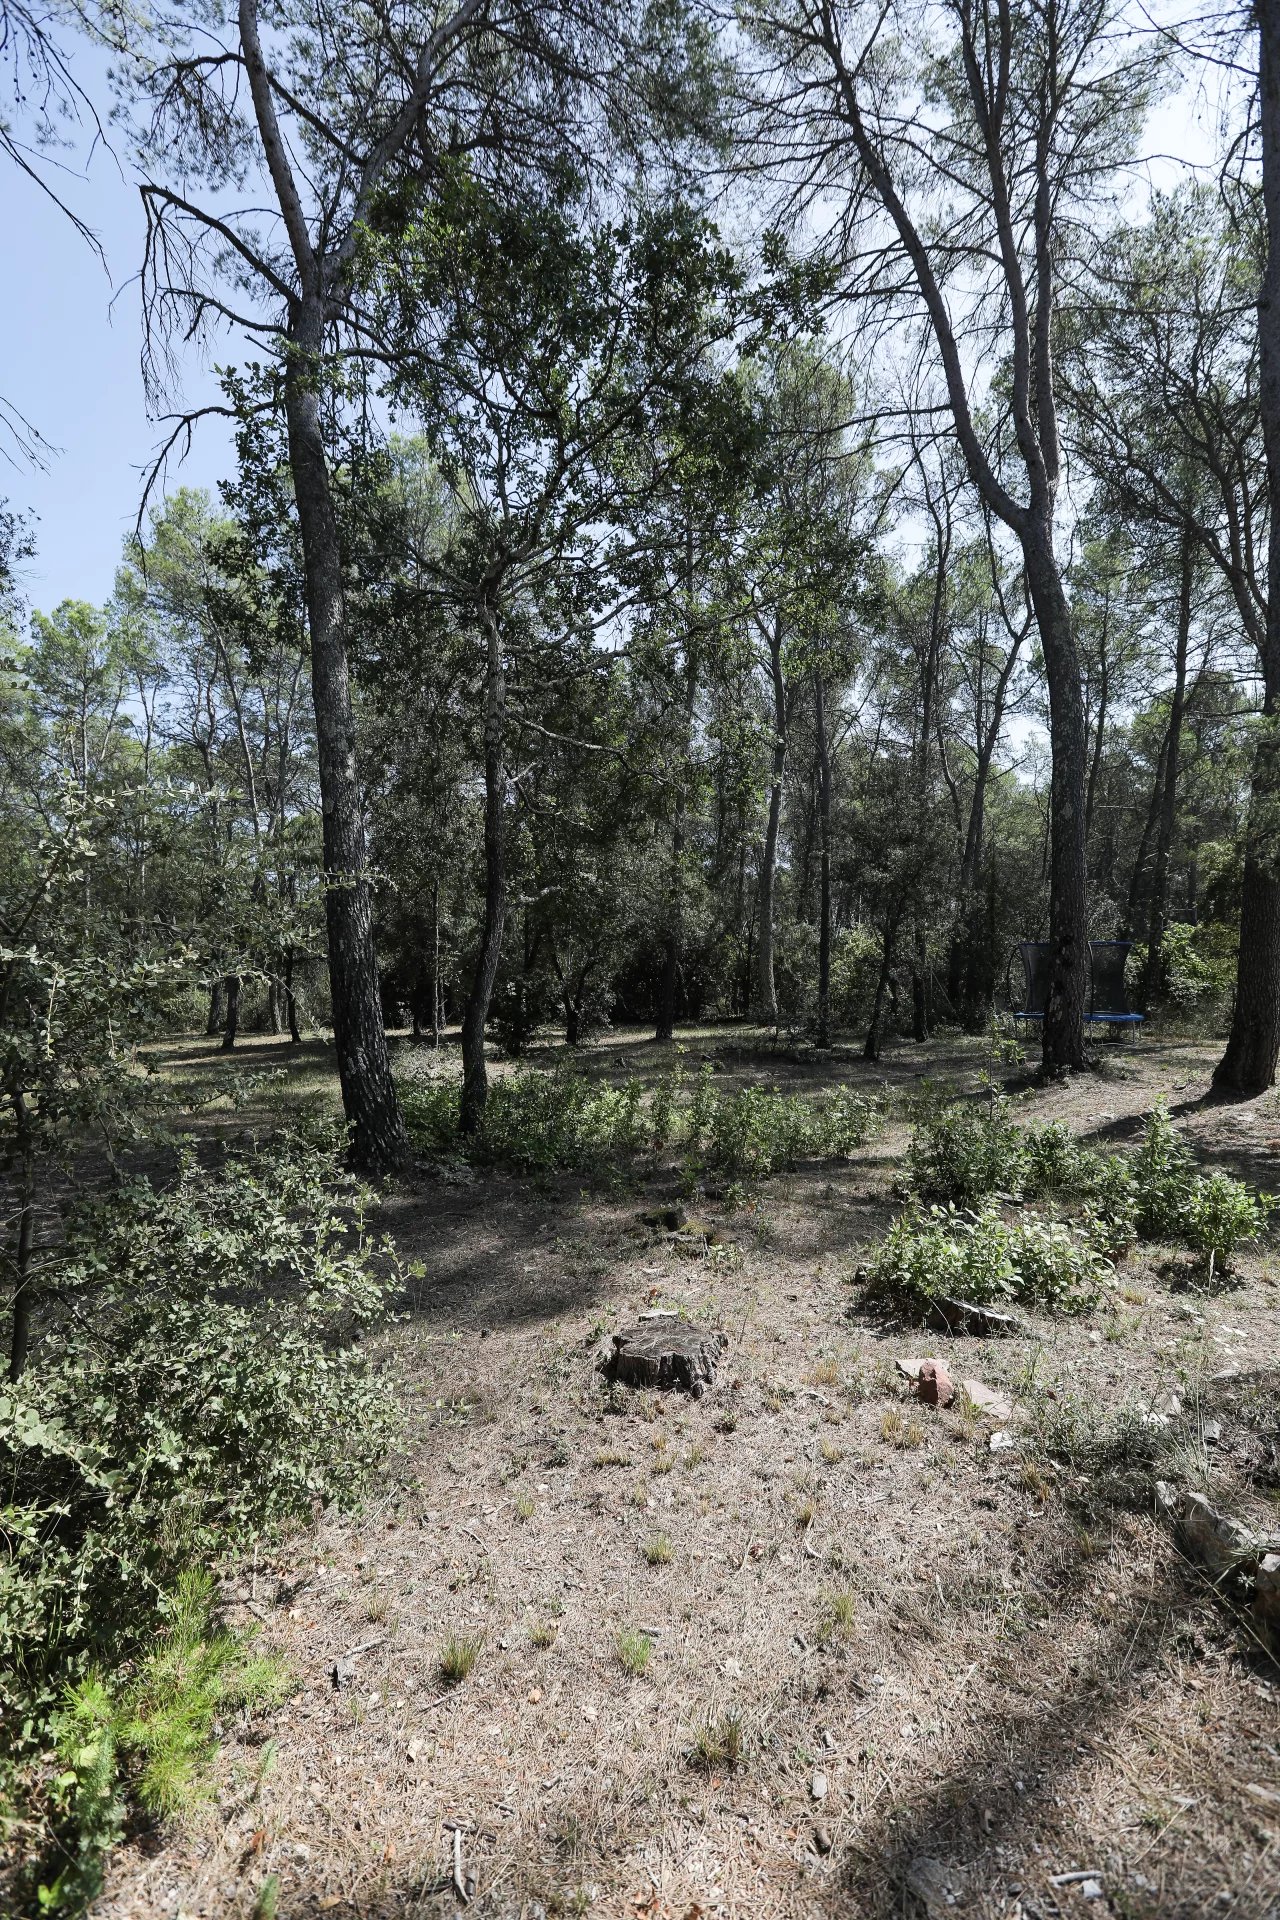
left=865, top=1202, right=1110, bottom=1317
left=1, top=1130, right=395, bottom=1916
left=906, top=1097, right=1027, bottom=1202
left=688, top=1712, right=743, bottom=1772
left=615, top=1627, right=653, bottom=1676
left=1131, top=1103, right=1198, bottom=1240
left=1128, top=1104, right=1270, bottom=1271
left=1177, top=1171, right=1271, bottom=1275
left=30, top=1572, right=287, bottom=1913
left=436, top=1633, right=482, bottom=1687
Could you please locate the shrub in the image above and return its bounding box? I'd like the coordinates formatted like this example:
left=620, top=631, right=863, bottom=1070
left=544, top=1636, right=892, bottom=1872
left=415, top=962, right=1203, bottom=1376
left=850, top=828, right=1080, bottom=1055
left=1176, top=1171, right=1271, bottom=1275
left=865, top=1202, right=1109, bottom=1317
left=1131, top=1103, right=1198, bottom=1240
left=864, top=1203, right=1018, bottom=1309
left=1005, top=1215, right=1111, bottom=1314
left=1, top=1131, right=395, bottom=1912
left=400, top=1063, right=878, bottom=1182
left=906, top=1098, right=1027, bottom=1202
left=1128, top=1104, right=1269, bottom=1271
left=24, top=1573, right=287, bottom=1914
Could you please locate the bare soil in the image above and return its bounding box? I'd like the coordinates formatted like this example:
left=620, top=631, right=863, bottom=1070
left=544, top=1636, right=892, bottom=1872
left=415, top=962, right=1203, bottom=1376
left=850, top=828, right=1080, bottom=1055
left=97, top=1028, right=1280, bottom=1920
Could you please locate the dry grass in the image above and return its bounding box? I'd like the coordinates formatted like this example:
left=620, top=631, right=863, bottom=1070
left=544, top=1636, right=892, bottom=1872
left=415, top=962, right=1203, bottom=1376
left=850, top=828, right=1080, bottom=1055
left=97, top=1029, right=1280, bottom=1920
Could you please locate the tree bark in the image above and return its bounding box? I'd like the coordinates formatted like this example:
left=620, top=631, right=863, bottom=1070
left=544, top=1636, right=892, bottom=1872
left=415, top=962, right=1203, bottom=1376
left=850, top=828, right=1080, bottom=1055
left=864, top=911, right=899, bottom=1062
left=460, top=599, right=506, bottom=1132
left=221, top=973, right=241, bottom=1051
left=1144, top=532, right=1192, bottom=1000
left=1216, top=0, right=1280, bottom=1094
left=206, top=977, right=225, bottom=1037
left=283, top=301, right=408, bottom=1168
left=814, top=669, right=833, bottom=1047
left=755, top=615, right=786, bottom=1026
left=1024, top=519, right=1089, bottom=1071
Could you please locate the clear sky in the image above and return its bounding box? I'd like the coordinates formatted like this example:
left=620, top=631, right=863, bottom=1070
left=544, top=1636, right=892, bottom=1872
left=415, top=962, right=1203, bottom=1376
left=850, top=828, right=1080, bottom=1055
left=2, top=41, right=234, bottom=616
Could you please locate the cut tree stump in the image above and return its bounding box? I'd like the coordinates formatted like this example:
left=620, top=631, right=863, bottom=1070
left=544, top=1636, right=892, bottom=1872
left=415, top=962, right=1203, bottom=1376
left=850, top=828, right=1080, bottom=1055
left=603, top=1316, right=727, bottom=1397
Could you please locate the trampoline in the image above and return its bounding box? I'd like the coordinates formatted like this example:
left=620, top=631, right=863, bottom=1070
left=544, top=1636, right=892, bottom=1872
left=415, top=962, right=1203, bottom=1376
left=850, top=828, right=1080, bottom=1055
left=1087, top=939, right=1143, bottom=1041
left=1006, top=939, right=1143, bottom=1041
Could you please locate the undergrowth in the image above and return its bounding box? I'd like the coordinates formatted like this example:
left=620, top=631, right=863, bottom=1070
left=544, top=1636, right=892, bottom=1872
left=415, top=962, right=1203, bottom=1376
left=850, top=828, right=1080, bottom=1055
left=903, top=1098, right=1268, bottom=1277
left=399, top=1061, right=879, bottom=1181
left=1, top=1128, right=397, bottom=1916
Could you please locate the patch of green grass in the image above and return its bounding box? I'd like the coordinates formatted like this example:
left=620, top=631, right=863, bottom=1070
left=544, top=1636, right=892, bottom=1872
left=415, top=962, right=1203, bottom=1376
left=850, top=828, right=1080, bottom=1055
left=688, top=1712, right=744, bottom=1773
left=436, top=1633, right=482, bottom=1688
left=528, top=1618, right=558, bottom=1649
left=644, top=1533, right=673, bottom=1567
left=515, top=1490, right=536, bottom=1521
left=816, top=1588, right=857, bottom=1644
left=615, top=1627, right=653, bottom=1677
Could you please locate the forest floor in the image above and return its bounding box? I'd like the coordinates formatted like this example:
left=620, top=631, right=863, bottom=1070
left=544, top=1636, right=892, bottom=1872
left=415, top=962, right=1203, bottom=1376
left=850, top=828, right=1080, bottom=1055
left=97, top=1026, right=1280, bottom=1920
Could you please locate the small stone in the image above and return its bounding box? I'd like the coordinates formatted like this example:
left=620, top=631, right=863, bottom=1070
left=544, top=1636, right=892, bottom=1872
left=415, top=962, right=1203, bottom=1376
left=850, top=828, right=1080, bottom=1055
left=916, top=1359, right=956, bottom=1408
left=811, top=1771, right=828, bottom=1801
left=527, top=1687, right=543, bottom=1704
left=1081, top=1880, right=1104, bottom=1901
left=814, top=1826, right=833, bottom=1854
left=990, top=1429, right=1015, bottom=1452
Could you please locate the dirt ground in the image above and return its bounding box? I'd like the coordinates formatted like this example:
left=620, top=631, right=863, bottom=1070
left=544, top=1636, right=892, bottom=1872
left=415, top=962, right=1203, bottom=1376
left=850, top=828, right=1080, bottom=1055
left=97, top=1027, right=1280, bottom=1920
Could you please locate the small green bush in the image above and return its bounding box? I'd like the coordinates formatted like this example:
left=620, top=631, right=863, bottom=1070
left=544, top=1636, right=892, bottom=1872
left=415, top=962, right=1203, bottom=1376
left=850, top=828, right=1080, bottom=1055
left=865, top=1202, right=1109, bottom=1317
left=28, top=1572, right=287, bottom=1914
left=906, top=1098, right=1027, bottom=1202
left=1176, top=1170, right=1271, bottom=1274
left=1127, top=1104, right=1269, bottom=1271
left=1, top=1130, right=395, bottom=1914
left=1131, top=1103, right=1198, bottom=1240
left=400, top=1064, right=878, bottom=1182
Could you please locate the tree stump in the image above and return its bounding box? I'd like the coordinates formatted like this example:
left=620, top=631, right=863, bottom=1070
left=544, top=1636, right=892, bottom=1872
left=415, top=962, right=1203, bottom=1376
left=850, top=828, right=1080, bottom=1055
left=603, top=1315, right=727, bottom=1397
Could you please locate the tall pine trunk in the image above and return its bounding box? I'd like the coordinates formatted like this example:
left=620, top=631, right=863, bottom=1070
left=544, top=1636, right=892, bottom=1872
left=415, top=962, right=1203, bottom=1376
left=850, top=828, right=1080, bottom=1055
left=814, top=670, right=833, bottom=1047
left=755, top=616, right=786, bottom=1026
left=1144, top=533, right=1192, bottom=1001
left=1215, top=0, right=1280, bottom=1094
left=1024, top=518, right=1089, bottom=1072
left=460, top=601, right=507, bottom=1132
left=283, top=302, right=407, bottom=1170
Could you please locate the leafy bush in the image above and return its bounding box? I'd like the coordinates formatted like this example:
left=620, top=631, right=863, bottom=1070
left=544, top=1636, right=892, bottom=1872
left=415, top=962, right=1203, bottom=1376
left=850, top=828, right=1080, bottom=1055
left=706, top=1084, right=878, bottom=1178
left=1131, top=1102, right=1198, bottom=1240
left=400, top=1064, right=879, bottom=1181
left=1175, top=1170, right=1271, bottom=1274
left=1, top=1130, right=395, bottom=1912
left=906, top=1097, right=1027, bottom=1202
left=865, top=1202, right=1110, bottom=1317
left=1128, top=1103, right=1269, bottom=1271
left=1005, top=1215, right=1112, bottom=1313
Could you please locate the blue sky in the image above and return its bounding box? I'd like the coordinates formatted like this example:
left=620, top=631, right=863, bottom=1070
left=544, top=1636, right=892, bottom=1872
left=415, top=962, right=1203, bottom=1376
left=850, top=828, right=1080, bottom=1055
left=2, top=42, right=234, bottom=615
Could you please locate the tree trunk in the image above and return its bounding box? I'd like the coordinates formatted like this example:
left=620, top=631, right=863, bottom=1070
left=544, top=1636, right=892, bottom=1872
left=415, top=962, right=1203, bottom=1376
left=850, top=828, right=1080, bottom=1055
left=1024, top=518, right=1089, bottom=1072
left=283, top=299, right=407, bottom=1170
left=221, top=973, right=241, bottom=1051
left=460, top=600, right=507, bottom=1133
left=284, top=944, right=302, bottom=1045
left=755, top=615, right=786, bottom=1026
left=864, top=912, right=899, bottom=1062
left=206, top=977, right=225, bottom=1038
left=1144, top=532, right=1192, bottom=1001
left=1216, top=0, right=1280, bottom=1095
left=8, top=1119, right=35, bottom=1383
left=815, top=669, right=833, bottom=1047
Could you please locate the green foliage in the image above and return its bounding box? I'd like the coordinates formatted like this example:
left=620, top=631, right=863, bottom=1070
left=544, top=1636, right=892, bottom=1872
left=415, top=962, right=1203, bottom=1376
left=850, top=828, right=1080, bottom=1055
left=1131, top=1102, right=1198, bottom=1239
left=1, top=1129, right=395, bottom=1910
left=31, top=1574, right=286, bottom=1915
left=399, top=1063, right=879, bottom=1181
left=865, top=1203, right=1110, bottom=1317
left=906, top=1097, right=1027, bottom=1202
